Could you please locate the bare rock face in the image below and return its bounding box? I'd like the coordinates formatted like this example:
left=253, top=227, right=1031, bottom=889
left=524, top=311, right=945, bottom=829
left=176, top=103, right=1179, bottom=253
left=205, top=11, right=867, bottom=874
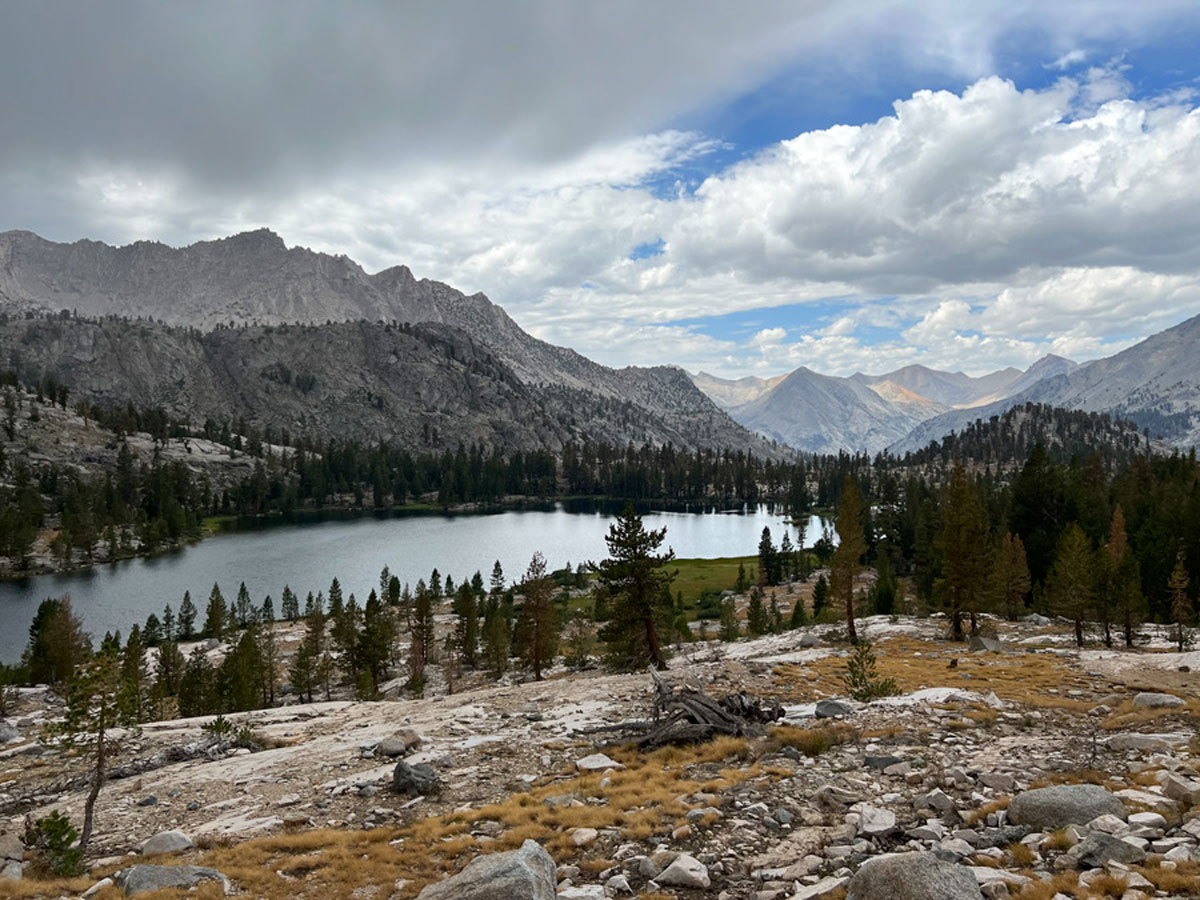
left=139, top=830, right=194, bottom=855
left=1007, top=784, right=1125, bottom=830
left=0, top=832, right=23, bottom=881
left=416, top=839, right=556, bottom=900
left=0, top=229, right=782, bottom=457
left=846, top=852, right=983, bottom=900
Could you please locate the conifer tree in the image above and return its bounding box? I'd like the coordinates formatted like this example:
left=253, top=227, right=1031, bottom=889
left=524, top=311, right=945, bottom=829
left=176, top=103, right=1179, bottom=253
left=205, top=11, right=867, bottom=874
left=178, top=645, right=216, bottom=717
left=154, top=638, right=185, bottom=702
left=235, top=582, right=253, bottom=629
left=1047, top=524, right=1095, bottom=647
left=290, top=605, right=327, bottom=703
left=451, top=582, right=479, bottom=669
left=203, top=583, right=227, bottom=639
left=595, top=503, right=676, bottom=670
left=719, top=595, right=739, bottom=641
left=23, top=595, right=90, bottom=686
left=831, top=477, right=867, bottom=643
left=989, top=532, right=1031, bottom=620
left=327, top=578, right=344, bottom=620
left=331, top=593, right=363, bottom=682
left=142, top=613, right=162, bottom=646
left=813, top=573, right=830, bottom=619
left=119, top=626, right=150, bottom=723
left=490, top=560, right=505, bottom=596
left=758, top=527, right=779, bottom=586
left=482, top=596, right=510, bottom=676
left=471, top=570, right=486, bottom=597
left=178, top=591, right=197, bottom=639
left=281, top=585, right=300, bottom=621
left=161, top=604, right=176, bottom=642
left=519, top=551, right=557, bottom=680
left=939, top=464, right=990, bottom=639
left=411, top=582, right=435, bottom=668
left=360, top=589, right=396, bottom=693
left=734, top=562, right=748, bottom=594
left=746, top=588, right=769, bottom=636
left=790, top=595, right=808, bottom=628
left=780, top=533, right=795, bottom=583
left=429, top=568, right=442, bottom=597
left=1168, top=550, right=1193, bottom=652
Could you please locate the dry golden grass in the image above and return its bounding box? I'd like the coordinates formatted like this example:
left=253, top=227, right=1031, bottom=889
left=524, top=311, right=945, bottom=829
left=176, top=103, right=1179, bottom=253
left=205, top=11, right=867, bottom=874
left=0, top=738, right=768, bottom=900
left=1138, top=860, right=1200, bottom=892
left=1100, top=697, right=1200, bottom=730
left=1041, top=828, right=1075, bottom=852
left=772, top=635, right=1102, bottom=708
left=1006, top=841, right=1035, bottom=867
left=768, top=723, right=858, bottom=757
left=963, top=795, right=1011, bottom=825
left=1013, top=871, right=1081, bottom=900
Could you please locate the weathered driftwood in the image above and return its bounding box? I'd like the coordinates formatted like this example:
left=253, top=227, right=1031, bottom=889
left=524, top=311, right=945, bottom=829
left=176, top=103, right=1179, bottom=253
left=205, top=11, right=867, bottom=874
left=583, top=669, right=784, bottom=749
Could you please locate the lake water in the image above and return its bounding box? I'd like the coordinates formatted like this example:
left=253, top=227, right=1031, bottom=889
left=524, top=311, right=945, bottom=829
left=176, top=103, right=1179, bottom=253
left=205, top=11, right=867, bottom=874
left=0, top=502, right=829, bottom=663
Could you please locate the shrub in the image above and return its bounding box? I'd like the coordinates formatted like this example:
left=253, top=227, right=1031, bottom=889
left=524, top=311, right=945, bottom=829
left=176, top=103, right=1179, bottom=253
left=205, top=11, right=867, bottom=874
left=22, top=811, right=83, bottom=876
left=842, top=640, right=900, bottom=702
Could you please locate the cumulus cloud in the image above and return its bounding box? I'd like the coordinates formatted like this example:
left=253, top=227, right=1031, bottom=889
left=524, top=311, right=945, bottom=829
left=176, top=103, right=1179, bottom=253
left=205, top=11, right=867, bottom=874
left=2, top=3, right=1200, bottom=378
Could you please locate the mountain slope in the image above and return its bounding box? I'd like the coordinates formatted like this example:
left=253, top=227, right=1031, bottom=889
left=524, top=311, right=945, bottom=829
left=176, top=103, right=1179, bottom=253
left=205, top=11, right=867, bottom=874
left=688, top=371, right=784, bottom=409
left=851, top=364, right=1022, bottom=408
left=891, top=315, right=1200, bottom=453
left=727, top=367, right=924, bottom=455
left=0, top=230, right=781, bottom=457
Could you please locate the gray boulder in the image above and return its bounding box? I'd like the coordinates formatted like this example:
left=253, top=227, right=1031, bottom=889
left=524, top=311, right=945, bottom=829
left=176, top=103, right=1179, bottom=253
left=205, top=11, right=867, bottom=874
left=0, top=833, right=22, bottom=881
left=1132, top=692, right=1185, bottom=709
left=846, top=851, right=982, bottom=899
left=1007, top=784, right=1125, bottom=830
left=376, top=727, right=423, bottom=757
left=655, top=854, right=710, bottom=889
left=815, top=699, right=854, bottom=718
left=118, top=864, right=230, bottom=896
left=140, top=830, right=194, bottom=855
left=416, top=839, right=556, bottom=900
left=1069, top=832, right=1146, bottom=868
left=393, top=760, right=441, bottom=796
left=0, top=722, right=19, bottom=743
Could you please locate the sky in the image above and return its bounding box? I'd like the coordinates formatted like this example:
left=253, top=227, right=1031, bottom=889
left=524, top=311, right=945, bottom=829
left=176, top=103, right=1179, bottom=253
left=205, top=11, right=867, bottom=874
left=3, top=2, right=1200, bottom=378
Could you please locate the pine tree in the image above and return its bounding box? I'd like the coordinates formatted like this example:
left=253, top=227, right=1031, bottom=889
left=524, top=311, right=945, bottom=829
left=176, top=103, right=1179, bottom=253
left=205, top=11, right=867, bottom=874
left=235, top=582, right=253, bottom=629
left=490, top=560, right=505, bottom=597
left=746, top=588, right=769, bottom=636
left=1168, top=550, right=1193, bottom=653
left=789, top=595, right=808, bottom=628
left=203, top=583, right=227, bottom=640
left=831, top=477, right=867, bottom=643
left=780, top=533, right=795, bottom=583
left=53, top=643, right=130, bottom=852
left=23, top=595, right=90, bottom=686
left=482, top=596, right=510, bottom=677
left=143, top=613, right=163, bottom=646
left=519, top=552, right=558, bottom=679
left=734, top=562, right=748, bottom=594
left=290, top=606, right=327, bottom=703
left=154, top=639, right=185, bottom=702
left=281, top=585, right=300, bottom=621
left=719, top=595, right=739, bottom=641
left=331, top=593, right=364, bottom=683
left=412, top=582, right=435, bottom=668
left=178, top=591, right=197, bottom=639
left=360, top=589, right=396, bottom=694
left=1047, top=524, right=1095, bottom=647
left=595, top=503, right=676, bottom=671
left=812, top=573, right=829, bottom=619
left=758, top=527, right=778, bottom=586
left=939, top=464, right=990, bottom=639
left=178, top=645, right=216, bottom=717
left=327, top=578, right=345, bottom=620
left=471, top=570, right=486, bottom=597
left=452, top=582, right=479, bottom=670
left=119, top=626, right=150, bottom=723
left=218, top=627, right=264, bottom=712
left=989, top=532, right=1031, bottom=621
left=429, top=568, right=442, bottom=598
left=161, top=604, right=176, bottom=642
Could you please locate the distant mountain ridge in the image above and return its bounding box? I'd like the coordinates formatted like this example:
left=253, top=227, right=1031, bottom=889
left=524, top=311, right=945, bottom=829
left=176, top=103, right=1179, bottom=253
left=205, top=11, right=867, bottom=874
left=0, top=229, right=783, bottom=456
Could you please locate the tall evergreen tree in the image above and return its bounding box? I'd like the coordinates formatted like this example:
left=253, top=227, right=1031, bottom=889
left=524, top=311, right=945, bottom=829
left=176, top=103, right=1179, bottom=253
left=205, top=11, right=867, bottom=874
left=23, top=595, right=90, bottom=686
left=519, top=552, right=557, bottom=680
left=831, top=477, right=867, bottom=644
left=595, top=503, right=676, bottom=670
left=989, top=532, right=1032, bottom=621
left=746, top=588, right=769, bottom=636
left=490, top=560, right=505, bottom=596
left=940, top=463, right=990, bottom=639
left=119, top=626, right=150, bottom=723
left=719, top=595, right=739, bottom=641
left=203, top=583, right=227, bottom=640
left=281, top=585, right=300, bottom=622
left=758, top=527, right=779, bottom=586
left=178, top=591, right=197, bottom=639
left=812, top=573, right=829, bottom=619
left=235, top=582, right=253, bottom=629
left=411, top=582, right=435, bottom=668
left=1168, top=550, right=1193, bottom=652
left=482, top=596, right=510, bottom=676
left=451, top=582, right=479, bottom=670
left=360, top=589, right=396, bottom=693
left=1047, top=524, right=1095, bottom=647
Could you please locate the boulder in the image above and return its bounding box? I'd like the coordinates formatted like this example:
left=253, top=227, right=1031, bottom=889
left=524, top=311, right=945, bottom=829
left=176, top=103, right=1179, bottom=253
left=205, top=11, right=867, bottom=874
left=1162, top=773, right=1200, bottom=806
left=416, top=839, right=556, bottom=900
left=0, top=722, right=19, bottom=743
left=1105, top=733, right=1189, bottom=752
left=1007, top=784, right=1125, bottom=830
left=575, top=753, right=624, bottom=773
left=1069, top=832, right=1146, bottom=868
left=858, top=805, right=897, bottom=836
left=967, top=635, right=1002, bottom=652
left=376, top=728, right=423, bottom=757
left=0, top=833, right=22, bottom=881
left=846, top=851, right=983, bottom=899
left=140, top=830, right=194, bottom=855
left=815, top=699, right=854, bottom=718
left=1132, top=692, right=1184, bottom=709
left=118, top=864, right=230, bottom=896
left=393, top=761, right=440, bottom=796
left=654, top=853, right=710, bottom=889
left=799, top=633, right=820, bottom=648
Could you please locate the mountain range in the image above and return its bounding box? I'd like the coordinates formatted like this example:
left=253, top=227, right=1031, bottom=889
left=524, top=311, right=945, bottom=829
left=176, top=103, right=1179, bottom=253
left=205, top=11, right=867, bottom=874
left=692, top=317, right=1200, bottom=454
left=0, top=229, right=782, bottom=456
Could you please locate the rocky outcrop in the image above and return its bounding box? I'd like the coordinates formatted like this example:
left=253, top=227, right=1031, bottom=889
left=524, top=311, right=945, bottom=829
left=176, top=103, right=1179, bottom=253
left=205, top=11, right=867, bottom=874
left=139, top=830, right=194, bottom=855
left=116, top=864, right=230, bottom=896
left=846, top=852, right=983, bottom=900
left=415, top=840, right=556, bottom=900
left=0, top=833, right=22, bottom=881
left=1007, top=784, right=1125, bottom=829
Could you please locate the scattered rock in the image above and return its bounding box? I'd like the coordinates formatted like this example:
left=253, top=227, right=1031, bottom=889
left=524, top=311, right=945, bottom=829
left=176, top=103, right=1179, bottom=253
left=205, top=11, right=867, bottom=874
left=118, top=864, right=231, bottom=896
left=1069, top=832, right=1146, bottom=868
left=858, top=805, right=897, bottom=836
left=0, top=722, right=19, bottom=743
left=1007, top=784, right=1125, bottom=830
left=0, top=832, right=21, bottom=881
left=655, top=853, right=710, bottom=889
left=967, top=635, right=1002, bottom=652
left=416, top=839, right=556, bottom=900
left=791, top=876, right=849, bottom=899
left=393, top=760, right=441, bottom=797
left=846, top=851, right=983, bottom=899
left=571, top=828, right=598, bottom=847
left=139, top=830, right=194, bottom=855
left=376, top=728, right=423, bottom=757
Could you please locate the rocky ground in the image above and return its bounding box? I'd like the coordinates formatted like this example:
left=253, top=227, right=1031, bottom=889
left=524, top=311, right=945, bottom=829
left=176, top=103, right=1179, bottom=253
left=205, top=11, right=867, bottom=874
left=0, top=615, right=1198, bottom=899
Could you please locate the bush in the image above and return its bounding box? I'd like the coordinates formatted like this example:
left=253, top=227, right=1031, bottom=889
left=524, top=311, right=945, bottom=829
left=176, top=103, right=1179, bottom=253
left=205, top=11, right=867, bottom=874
left=22, top=811, right=83, bottom=876
left=842, top=640, right=900, bottom=702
